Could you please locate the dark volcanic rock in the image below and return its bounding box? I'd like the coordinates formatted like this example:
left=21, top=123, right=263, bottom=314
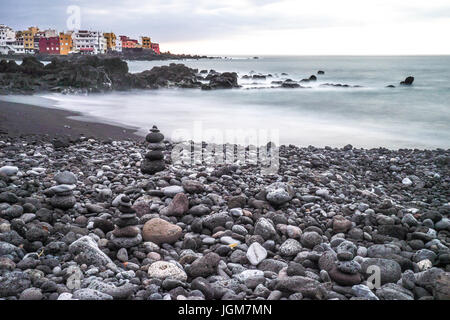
left=400, top=76, right=414, bottom=85
left=0, top=133, right=448, bottom=301
left=134, top=63, right=198, bottom=89
left=328, top=266, right=362, bottom=286
left=206, top=72, right=239, bottom=89
left=0, top=271, right=32, bottom=297
left=361, top=258, right=402, bottom=285
left=281, top=79, right=300, bottom=88
left=188, top=253, right=221, bottom=278
left=275, top=276, right=326, bottom=299
left=0, top=57, right=241, bottom=94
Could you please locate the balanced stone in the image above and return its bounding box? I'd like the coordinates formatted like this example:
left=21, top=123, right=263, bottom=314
left=114, top=196, right=139, bottom=227
left=336, top=240, right=357, bottom=261
left=110, top=196, right=142, bottom=249
left=145, top=150, right=164, bottom=160
left=54, top=171, right=77, bottom=185
left=146, top=126, right=164, bottom=142
left=50, top=183, right=76, bottom=210
left=328, top=266, right=362, bottom=286
left=141, top=125, right=166, bottom=174
left=337, top=260, right=361, bottom=274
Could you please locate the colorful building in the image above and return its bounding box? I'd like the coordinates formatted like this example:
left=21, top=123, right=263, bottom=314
left=120, top=35, right=139, bottom=49
left=12, top=31, right=25, bottom=54
left=1, top=25, right=163, bottom=56
left=72, top=30, right=107, bottom=54
left=22, top=27, right=39, bottom=53
left=140, top=36, right=151, bottom=48
left=0, top=24, right=16, bottom=54
left=39, top=37, right=60, bottom=54
left=34, top=32, right=44, bottom=52
left=0, top=24, right=15, bottom=46
left=151, top=43, right=160, bottom=54
left=59, top=32, right=73, bottom=55
left=103, top=32, right=116, bottom=51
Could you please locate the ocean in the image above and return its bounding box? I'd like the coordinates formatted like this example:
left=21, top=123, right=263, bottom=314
left=3, top=55, right=450, bottom=149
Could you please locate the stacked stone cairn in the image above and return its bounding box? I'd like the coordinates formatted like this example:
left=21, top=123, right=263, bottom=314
left=49, top=171, right=77, bottom=210
left=141, top=125, right=166, bottom=174
left=110, top=195, right=142, bottom=249
left=329, top=240, right=362, bottom=286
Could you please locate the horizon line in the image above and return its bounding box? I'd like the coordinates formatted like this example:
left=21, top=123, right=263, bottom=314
left=174, top=53, right=450, bottom=57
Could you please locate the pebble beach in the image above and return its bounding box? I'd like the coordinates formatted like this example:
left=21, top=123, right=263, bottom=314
left=0, top=107, right=449, bottom=300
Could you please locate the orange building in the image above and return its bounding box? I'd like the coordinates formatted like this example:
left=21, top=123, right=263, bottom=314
left=103, top=32, right=116, bottom=51
left=59, top=32, right=73, bottom=55
left=140, top=36, right=151, bottom=48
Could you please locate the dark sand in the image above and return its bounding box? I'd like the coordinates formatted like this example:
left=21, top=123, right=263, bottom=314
left=0, top=100, right=142, bottom=141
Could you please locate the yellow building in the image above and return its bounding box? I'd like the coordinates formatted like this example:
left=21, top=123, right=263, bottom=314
left=23, top=27, right=39, bottom=51
left=141, top=36, right=151, bottom=49
left=59, top=32, right=73, bottom=55
left=103, top=33, right=116, bottom=51
left=29, top=27, right=39, bottom=34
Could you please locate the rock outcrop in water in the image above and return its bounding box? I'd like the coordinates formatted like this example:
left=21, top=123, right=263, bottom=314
left=320, top=83, right=363, bottom=88
left=1, top=56, right=417, bottom=93
left=281, top=79, right=302, bottom=88
left=0, top=56, right=239, bottom=94
left=400, top=76, right=414, bottom=86
left=133, top=64, right=201, bottom=89
left=202, top=72, right=239, bottom=90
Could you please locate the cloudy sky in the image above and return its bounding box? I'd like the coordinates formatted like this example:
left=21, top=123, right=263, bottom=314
left=1, top=0, right=449, bottom=55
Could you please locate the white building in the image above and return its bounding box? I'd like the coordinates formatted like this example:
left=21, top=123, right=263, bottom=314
left=72, top=30, right=107, bottom=55
left=0, top=24, right=15, bottom=46
left=99, top=34, right=107, bottom=54
left=0, top=24, right=16, bottom=54
left=44, top=29, right=57, bottom=37
left=115, top=39, right=122, bottom=52
left=7, top=38, right=25, bottom=54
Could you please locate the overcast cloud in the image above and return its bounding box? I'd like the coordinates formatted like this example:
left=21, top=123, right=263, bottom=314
left=1, top=0, right=449, bottom=55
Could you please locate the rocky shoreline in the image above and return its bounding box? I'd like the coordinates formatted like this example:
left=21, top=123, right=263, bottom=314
left=0, top=56, right=240, bottom=95
left=0, top=127, right=449, bottom=300
left=1, top=55, right=416, bottom=95
left=0, top=52, right=215, bottom=62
